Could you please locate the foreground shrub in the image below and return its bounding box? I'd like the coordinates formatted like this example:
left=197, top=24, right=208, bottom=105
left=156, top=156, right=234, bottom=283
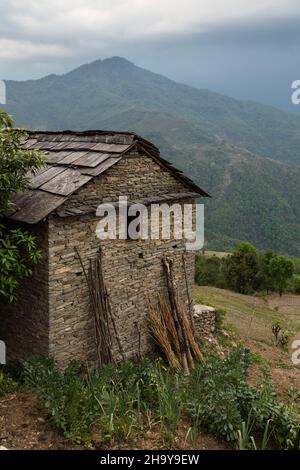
left=0, top=369, right=19, bottom=395
left=22, top=357, right=186, bottom=444
left=187, top=347, right=300, bottom=449
left=21, top=348, right=300, bottom=448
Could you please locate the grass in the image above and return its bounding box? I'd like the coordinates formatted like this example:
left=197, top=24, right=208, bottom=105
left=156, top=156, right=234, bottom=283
left=195, top=286, right=300, bottom=403
left=195, top=286, right=300, bottom=347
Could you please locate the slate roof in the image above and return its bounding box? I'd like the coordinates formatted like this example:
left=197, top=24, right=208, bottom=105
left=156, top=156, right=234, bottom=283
left=9, top=130, right=209, bottom=224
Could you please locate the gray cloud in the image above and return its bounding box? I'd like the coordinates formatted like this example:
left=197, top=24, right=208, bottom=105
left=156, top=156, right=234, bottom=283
left=1, top=1, right=300, bottom=59
left=0, top=1, right=299, bottom=111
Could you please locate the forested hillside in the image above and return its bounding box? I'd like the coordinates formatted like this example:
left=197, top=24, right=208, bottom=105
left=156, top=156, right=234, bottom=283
left=5, top=57, right=300, bottom=166
left=3, top=57, right=300, bottom=255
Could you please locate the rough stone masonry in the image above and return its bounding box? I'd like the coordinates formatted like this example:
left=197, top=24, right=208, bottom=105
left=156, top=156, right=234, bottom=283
left=0, top=131, right=211, bottom=367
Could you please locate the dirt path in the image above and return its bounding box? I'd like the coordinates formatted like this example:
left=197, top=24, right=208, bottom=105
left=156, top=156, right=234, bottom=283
left=0, top=393, right=82, bottom=450
left=0, top=393, right=225, bottom=450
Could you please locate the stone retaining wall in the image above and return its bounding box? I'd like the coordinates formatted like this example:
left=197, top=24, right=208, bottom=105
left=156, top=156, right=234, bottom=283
left=193, top=305, right=216, bottom=337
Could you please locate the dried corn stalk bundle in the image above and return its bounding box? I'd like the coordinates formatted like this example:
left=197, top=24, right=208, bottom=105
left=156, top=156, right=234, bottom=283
left=158, top=294, right=180, bottom=355
left=148, top=257, right=203, bottom=375
left=148, top=298, right=181, bottom=370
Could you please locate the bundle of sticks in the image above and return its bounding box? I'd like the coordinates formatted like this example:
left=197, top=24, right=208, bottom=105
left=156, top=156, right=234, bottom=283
left=148, top=257, right=203, bottom=375
left=75, top=247, right=125, bottom=365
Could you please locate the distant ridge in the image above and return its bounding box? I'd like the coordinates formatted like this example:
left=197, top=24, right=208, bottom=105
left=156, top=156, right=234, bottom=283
left=2, top=57, right=300, bottom=256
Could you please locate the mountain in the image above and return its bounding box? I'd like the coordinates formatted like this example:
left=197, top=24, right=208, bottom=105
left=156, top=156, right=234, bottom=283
left=2, top=57, right=300, bottom=256
left=100, top=108, right=300, bottom=256
left=5, top=57, right=300, bottom=166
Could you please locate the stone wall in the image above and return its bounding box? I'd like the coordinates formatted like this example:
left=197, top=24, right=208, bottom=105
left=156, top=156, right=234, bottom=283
left=60, top=151, right=195, bottom=211
left=193, top=305, right=216, bottom=337
left=0, top=220, right=50, bottom=363
left=1, top=151, right=202, bottom=366
left=48, top=152, right=197, bottom=367
left=48, top=214, right=195, bottom=366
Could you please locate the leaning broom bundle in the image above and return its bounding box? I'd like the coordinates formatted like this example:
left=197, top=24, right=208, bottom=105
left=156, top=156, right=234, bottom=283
left=158, top=294, right=180, bottom=356
left=148, top=297, right=181, bottom=370
left=147, top=257, right=203, bottom=375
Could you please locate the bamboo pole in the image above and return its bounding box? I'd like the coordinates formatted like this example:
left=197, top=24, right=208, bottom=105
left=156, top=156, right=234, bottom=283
left=182, top=251, right=195, bottom=334
left=163, top=257, right=191, bottom=376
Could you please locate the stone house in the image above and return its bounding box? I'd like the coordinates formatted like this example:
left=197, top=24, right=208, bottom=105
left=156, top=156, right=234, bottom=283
left=0, top=130, right=209, bottom=367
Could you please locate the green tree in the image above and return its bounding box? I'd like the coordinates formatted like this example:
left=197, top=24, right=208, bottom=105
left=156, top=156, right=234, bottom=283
left=293, top=275, right=300, bottom=295
left=195, top=253, right=226, bottom=288
left=268, top=255, right=294, bottom=296
left=256, top=250, right=276, bottom=293
left=223, top=242, right=259, bottom=294
left=0, top=110, right=45, bottom=301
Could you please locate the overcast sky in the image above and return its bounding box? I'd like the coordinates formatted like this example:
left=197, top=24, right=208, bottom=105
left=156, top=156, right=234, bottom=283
left=1, top=0, right=300, bottom=110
